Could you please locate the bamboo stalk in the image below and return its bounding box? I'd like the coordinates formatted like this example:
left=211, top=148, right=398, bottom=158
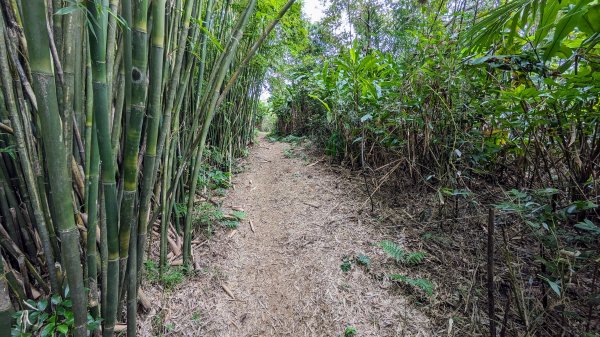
left=21, top=2, right=87, bottom=335
left=120, top=1, right=149, bottom=334
left=0, top=254, right=15, bottom=334
left=487, top=208, right=496, bottom=337
left=85, top=1, right=120, bottom=335
left=1, top=0, right=297, bottom=331
left=183, top=0, right=214, bottom=268
left=0, top=13, right=59, bottom=292
left=137, top=0, right=167, bottom=281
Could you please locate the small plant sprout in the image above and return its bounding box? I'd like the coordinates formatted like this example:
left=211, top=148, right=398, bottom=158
left=340, top=258, right=352, bottom=272
left=343, top=326, right=357, bottom=337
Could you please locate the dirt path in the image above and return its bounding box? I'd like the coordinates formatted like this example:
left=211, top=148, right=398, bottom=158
left=142, top=135, right=433, bottom=336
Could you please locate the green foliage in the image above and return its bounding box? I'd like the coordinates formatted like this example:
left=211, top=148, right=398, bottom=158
left=379, top=241, right=432, bottom=297
left=379, top=241, right=405, bottom=262
left=389, top=274, right=434, bottom=296
left=194, top=202, right=224, bottom=226
left=494, top=189, right=599, bottom=296
left=215, top=209, right=247, bottom=229
left=257, top=101, right=277, bottom=132
left=270, top=0, right=600, bottom=204
left=220, top=219, right=239, bottom=229
left=340, top=258, right=352, bottom=272
left=174, top=202, right=188, bottom=218
left=355, top=254, right=371, bottom=267
left=403, top=252, right=426, bottom=265
left=280, top=135, right=305, bottom=144
left=0, top=145, right=16, bottom=160
left=11, top=294, right=101, bottom=337
left=463, top=0, right=600, bottom=61
left=379, top=241, right=426, bottom=265
left=575, top=219, right=600, bottom=236
left=198, top=168, right=231, bottom=190
left=262, top=0, right=599, bottom=334
left=283, top=148, right=294, bottom=158
left=342, top=326, right=357, bottom=337
left=494, top=188, right=599, bottom=234
left=268, top=134, right=307, bottom=145
left=144, top=260, right=185, bottom=289
left=231, top=210, right=247, bottom=220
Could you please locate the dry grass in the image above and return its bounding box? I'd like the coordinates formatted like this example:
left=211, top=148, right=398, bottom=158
left=139, top=135, right=433, bottom=336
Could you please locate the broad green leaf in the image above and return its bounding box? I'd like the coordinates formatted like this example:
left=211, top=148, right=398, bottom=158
left=51, top=294, right=61, bottom=305
left=349, top=47, right=356, bottom=64
left=37, top=299, right=48, bottom=311
left=56, top=324, right=69, bottom=335
left=543, top=1, right=588, bottom=60
left=534, top=0, right=562, bottom=46
left=540, top=276, right=561, bottom=296
left=581, top=1, right=600, bottom=33
left=40, top=323, right=55, bottom=337
left=574, top=219, right=600, bottom=235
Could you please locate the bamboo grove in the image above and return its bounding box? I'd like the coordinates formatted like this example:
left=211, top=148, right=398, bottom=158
left=0, top=0, right=297, bottom=335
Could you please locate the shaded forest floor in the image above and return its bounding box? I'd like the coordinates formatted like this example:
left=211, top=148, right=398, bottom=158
left=140, top=134, right=436, bottom=336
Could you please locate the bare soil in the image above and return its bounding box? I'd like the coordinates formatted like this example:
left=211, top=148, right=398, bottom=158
left=140, top=135, right=434, bottom=336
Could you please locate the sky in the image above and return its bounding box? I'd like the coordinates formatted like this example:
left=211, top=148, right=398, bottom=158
left=302, top=0, right=327, bottom=23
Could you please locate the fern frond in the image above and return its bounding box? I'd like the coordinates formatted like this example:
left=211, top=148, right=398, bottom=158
left=379, top=241, right=427, bottom=265
left=379, top=240, right=405, bottom=262
left=220, top=220, right=239, bottom=229
left=231, top=210, right=247, bottom=220
left=355, top=254, right=371, bottom=267
left=404, top=252, right=426, bottom=265
left=389, top=274, right=434, bottom=296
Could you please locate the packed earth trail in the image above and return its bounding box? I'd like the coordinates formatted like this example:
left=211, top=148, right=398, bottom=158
left=141, top=135, right=433, bottom=336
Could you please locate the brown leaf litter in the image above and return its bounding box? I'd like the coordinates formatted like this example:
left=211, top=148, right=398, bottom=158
left=139, top=135, right=434, bottom=336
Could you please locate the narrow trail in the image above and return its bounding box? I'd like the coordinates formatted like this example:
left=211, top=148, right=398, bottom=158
left=142, top=135, right=433, bottom=336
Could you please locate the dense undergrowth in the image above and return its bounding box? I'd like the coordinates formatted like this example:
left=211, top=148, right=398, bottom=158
left=267, top=1, right=599, bottom=335
left=1, top=0, right=598, bottom=335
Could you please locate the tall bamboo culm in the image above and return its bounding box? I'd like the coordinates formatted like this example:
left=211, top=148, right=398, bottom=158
left=0, top=0, right=298, bottom=335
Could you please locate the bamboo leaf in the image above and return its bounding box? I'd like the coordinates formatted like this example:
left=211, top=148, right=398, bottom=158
left=540, top=275, right=561, bottom=296
left=308, top=94, right=331, bottom=112
left=55, top=5, right=80, bottom=16
left=198, top=22, right=223, bottom=51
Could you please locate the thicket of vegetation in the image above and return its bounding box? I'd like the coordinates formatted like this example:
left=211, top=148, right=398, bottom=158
left=0, top=0, right=298, bottom=336
left=267, top=0, right=600, bottom=335
left=1, top=0, right=599, bottom=335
